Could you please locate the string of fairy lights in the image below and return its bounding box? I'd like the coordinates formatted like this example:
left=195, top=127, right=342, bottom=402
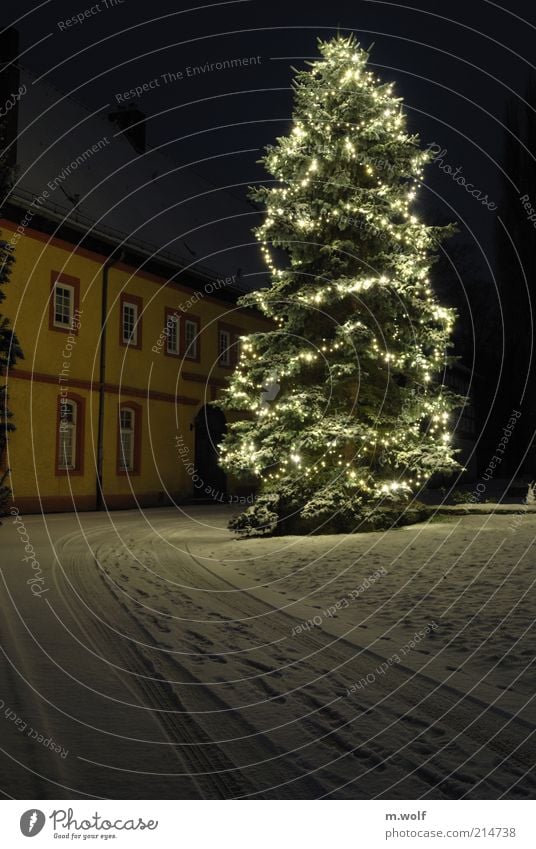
left=219, top=36, right=459, bottom=506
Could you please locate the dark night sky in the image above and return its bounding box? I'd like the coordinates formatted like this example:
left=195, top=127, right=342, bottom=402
left=3, top=0, right=536, bottom=279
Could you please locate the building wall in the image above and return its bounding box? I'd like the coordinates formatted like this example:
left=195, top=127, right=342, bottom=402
left=2, top=220, right=269, bottom=513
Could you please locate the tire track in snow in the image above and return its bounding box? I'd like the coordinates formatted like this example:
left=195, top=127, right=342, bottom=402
left=50, top=517, right=536, bottom=799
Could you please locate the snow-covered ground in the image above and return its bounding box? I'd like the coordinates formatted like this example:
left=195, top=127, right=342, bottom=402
left=194, top=512, right=536, bottom=716
left=1, top=506, right=535, bottom=799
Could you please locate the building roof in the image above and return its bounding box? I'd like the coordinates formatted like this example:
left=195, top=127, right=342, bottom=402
left=7, top=65, right=264, bottom=292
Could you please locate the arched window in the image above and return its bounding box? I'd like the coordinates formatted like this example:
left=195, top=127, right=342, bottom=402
left=119, top=407, right=135, bottom=472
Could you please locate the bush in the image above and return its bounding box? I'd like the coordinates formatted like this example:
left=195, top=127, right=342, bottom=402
left=228, top=495, right=279, bottom=536
left=229, top=496, right=432, bottom=537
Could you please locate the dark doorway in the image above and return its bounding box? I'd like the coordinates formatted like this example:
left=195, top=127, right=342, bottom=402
left=193, top=405, right=227, bottom=500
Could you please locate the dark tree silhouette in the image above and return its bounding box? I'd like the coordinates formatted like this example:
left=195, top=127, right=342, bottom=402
left=494, top=77, right=536, bottom=475
left=0, top=133, right=23, bottom=511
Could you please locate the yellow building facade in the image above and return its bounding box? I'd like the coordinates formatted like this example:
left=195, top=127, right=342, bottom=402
left=2, top=219, right=269, bottom=513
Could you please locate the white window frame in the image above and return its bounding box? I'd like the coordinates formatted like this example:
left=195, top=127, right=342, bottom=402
left=218, top=329, right=231, bottom=366
left=122, top=301, right=139, bottom=346
left=58, top=400, right=77, bottom=470
left=184, top=319, right=198, bottom=359
left=53, top=282, right=75, bottom=329
left=166, top=313, right=180, bottom=355
left=119, top=407, right=135, bottom=472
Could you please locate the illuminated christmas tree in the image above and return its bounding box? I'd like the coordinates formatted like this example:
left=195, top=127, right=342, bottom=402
left=219, top=35, right=459, bottom=534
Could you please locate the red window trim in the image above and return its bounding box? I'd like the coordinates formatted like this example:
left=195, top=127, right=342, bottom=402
left=182, top=312, right=201, bottom=362
left=116, top=401, right=142, bottom=476
left=49, top=271, right=81, bottom=335
left=119, top=292, right=143, bottom=350
left=55, top=391, right=85, bottom=476
left=217, top=321, right=241, bottom=369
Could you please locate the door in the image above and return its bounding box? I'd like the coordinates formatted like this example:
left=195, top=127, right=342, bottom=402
left=193, top=405, right=227, bottom=499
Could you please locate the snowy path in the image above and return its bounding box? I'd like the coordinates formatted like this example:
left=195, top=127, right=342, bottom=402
left=0, top=507, right=535, bottom=798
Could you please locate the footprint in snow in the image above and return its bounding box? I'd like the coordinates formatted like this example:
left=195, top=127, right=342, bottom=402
left=148, top=616, right=171, bottom=633
left=185, top=630, right=214, bottom=649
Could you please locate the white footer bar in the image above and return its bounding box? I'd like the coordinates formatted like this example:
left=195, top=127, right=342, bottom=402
left=4, top=799, right=535, bottom=848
